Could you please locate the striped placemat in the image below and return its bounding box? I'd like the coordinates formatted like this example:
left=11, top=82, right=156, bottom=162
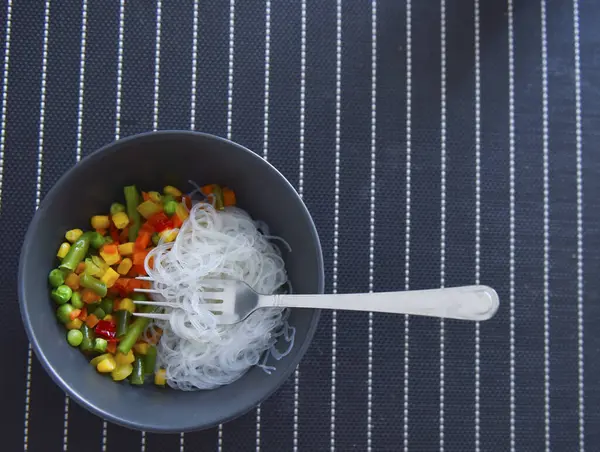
left=3, top=0, right=600, bottom=451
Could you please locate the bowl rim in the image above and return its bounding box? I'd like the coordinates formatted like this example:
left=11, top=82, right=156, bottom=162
left=18, top=130, right=324, bottom=432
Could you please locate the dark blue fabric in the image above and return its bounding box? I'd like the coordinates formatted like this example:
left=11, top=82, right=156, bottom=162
left=2, top=0, right=600, bottom=451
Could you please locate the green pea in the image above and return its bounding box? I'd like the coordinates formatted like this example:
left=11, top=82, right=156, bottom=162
left=70, top=291, right=84, bottom=309
left=162, top=194, right=175, bottom=204
left=92, top=307, right=106, bottom=320
left=51, top=285, right=73, bottom=305
left=48, top=269, right=66, bottom=288
left=67, top=329, right=83, bottom=347
left=89, top=232, right=106, bottom=250
left=110, top=202, right=126, bottom=216
left=131, top=292, right=146, bottom=302
left=151, top=233, right=160, bottom=246
left=57, top=303, right=75, bottom=324
left=163, top=200, right=178, bottom=217
left=93, top=338, right=108, bottom=353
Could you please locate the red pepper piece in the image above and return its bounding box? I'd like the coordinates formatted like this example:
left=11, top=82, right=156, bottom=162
left=109, top=223, right=120, bottom=244
left=95, top=320, right=117, bottom=341
left=147, top=212, right=173, bottom=233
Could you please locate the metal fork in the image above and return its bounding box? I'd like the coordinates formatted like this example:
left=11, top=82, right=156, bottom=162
left=132, top=280, right=499, bottom=325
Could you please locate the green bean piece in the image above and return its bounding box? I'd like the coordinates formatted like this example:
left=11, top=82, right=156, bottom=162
left=70, top=291, right=84, bottom=309
left=100, top=298, right=114, bottom=315
left=213, top=185, right=224, bottom=210
left=80, top=272, right=108, bottom=297
left=87, top=302, right=100, bottom=313
left=144, top=346, right=157, bottom=375
left=115, top=310, right=131, bottom=337
left=79, top=325, right=95, bottom=352
left=124, top=185, right=142, bottom=241
left=92, top=307, right=106, bottom=320
left=117, top=306, right=156, bottom=354
left=163, top=200, right=178, bottom=217
left=89, top=232, right=106, bottom=250
left=51, top=285, right=73, bottom=305
left=93, top=338, right=108, bottom=353
left=67, top=329, right=83, bottom=347
left=110, top=202, right=126, bottom=216
left=130, top=356, right=145, bottom=385
left=56, top=303, right=75, bottom=324
left=59, top=231, right=92, bottom=272
left=48, top=269, right=65, bottom=288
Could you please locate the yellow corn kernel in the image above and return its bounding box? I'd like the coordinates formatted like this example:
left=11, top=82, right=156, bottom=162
left=117, top=258, right=133, bottom=275
left=116, top=350, right=135, bottom=365
left=90, top=353, right=111, bottom=367
left=154, top=368, right=167, bottom=386
left=100, top=267, right=120, bottom=288
left=163, top=185, right=182, bottom=197
left=111, top=363, right=133, bottom=381
left=112, top=211, right=129, bottom=229
left=134, top=343, right=150, bottom=355
left=91, top=215, right=110, bottom=229
left=117, top=242, right=135, bottom=256
left=148, top=191, right=162, bottom=203
left=175, top=203, right=189, bottom=221
left=57, top=242, right=71, bottom=258
left=96, top=355, right=117, bottom=373
left=103, top=314, right=113, bottom=321
left=66, top=318, right=83, bottom=330
left=119, top=298, right=135, bottom=313
left=99, top=248, right=121, bottom=266
left=65, top=229, right=83, bottom=243
left=159, top=229, right=178, bottom=243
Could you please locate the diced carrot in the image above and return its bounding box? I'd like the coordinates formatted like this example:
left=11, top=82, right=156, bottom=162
left=75, top=262, right=86, bottom=274
left=64, top=272, right=80, bottom=290
left=106, top=342, right=117, bottom=354
left=85, top=314, right=99, bottom=328
left=102, top=243, right=119, bottom=254
left=172, top=214, right=183, bottom=228
left=127, top=279, right=145, bottom=291
left=95, top=228, right=107, bottom=236
left=132, top=249, right=150, bottom=266
left=82, top=288, right=101, bottom=304
left=69, top=309, right=82, bottom=321
left=113, top=299, right=120, bottom=311
left=142, top=191, right=150, bottom=202
left=78, top=306, right=88, bottom=321
left=223, top=187, right=236, bottom=207
left=132, top=264, right=147, bottom=276
left=134, top=231, right=151, bottom=252
left=201, top=184, right=216, bottom=195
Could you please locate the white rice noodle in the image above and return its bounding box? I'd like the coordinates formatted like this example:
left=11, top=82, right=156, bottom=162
left=145, top=202, right=293, bottom=390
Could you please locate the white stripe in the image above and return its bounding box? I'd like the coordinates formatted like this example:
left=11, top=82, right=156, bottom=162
left=330, top=1, right=342, bottom=450
left=256, top=2, right=271, bottom=447
left=404, top=1, right=411, bottom=450
left=439, top=1, right=447, bottom=450
left=106, top=2, right=125, bottom=449
left=63, top=2, right=89, bottom=450
left=540, top=1, right=550, bottom=450
left=219, top=1, right=235, bottom=448
left=293, top=2, right=307, bottom=450
left=367, top=1, right=377, bottom=451
left=114, top=0, right=125, bottom=141
left=507, top=1, right=516, bottom=451
left=474, top=0, right=481, bottom=450
left=572, top=0, right=584, bottom=449
left=152, top=0, right=162, bottom=132
left=189, top=0, right=199, bottom=130
left=25, top=1, right=51, bottom=449
left=0, top=0, right=12, bottom=208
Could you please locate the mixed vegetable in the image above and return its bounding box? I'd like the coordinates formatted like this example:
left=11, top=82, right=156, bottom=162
left=48, top=183, right=236, bottom=387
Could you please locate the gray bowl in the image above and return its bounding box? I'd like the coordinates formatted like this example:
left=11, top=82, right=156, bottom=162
left=18, top=131, right=323, bottom=432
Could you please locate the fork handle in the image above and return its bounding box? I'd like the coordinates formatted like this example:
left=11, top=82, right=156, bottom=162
left=268, top=285, right=499, bottom=321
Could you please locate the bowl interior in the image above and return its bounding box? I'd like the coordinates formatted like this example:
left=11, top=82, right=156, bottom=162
left=19, top=131, right=323, bottom=432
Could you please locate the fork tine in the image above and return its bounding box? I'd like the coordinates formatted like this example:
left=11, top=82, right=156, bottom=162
left=135, top=276, right=154, bottom=281
left=132, top=300, right=175, bottom=308
left=133, top=288, right=161, bottom=294
left=199, top=292, right=225, bottom=300
left=132, top=312, right=171, bottom=320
